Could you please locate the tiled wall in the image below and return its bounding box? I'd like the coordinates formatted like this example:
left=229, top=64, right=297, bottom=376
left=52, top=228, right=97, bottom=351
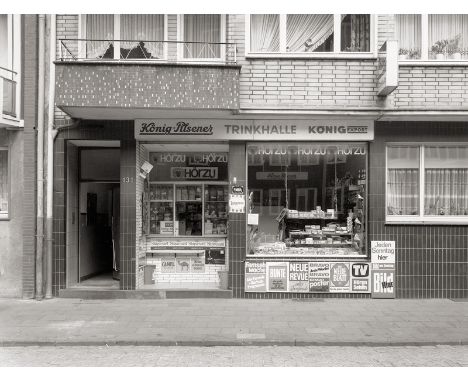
left=135, top=144, right=147, bottom=289
left=52, top=121, right=136, bottom=295
left=369, top=122, right=468, bottom=298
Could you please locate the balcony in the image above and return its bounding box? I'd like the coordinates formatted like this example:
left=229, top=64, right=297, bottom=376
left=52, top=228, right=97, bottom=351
left=56, top=39, right=240, bottom=119
left=0, top=66, right=20, bottom=128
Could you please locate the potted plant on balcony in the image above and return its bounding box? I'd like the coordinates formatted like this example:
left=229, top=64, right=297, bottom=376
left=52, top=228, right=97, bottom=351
left=398, top=48, right=409, bottom=60
left=448, top=34, right=462, bottom=60
left=431, top=39, right=448, bottom=60
left=408, top=48, right=421, bottom=60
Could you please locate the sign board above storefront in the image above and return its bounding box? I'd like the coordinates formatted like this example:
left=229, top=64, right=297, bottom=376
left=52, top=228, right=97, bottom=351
left=135, top=119, right=374, bottom=141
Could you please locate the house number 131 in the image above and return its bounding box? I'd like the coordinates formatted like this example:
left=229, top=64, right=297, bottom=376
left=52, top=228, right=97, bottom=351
left=122, top=177, right=134, bottom=183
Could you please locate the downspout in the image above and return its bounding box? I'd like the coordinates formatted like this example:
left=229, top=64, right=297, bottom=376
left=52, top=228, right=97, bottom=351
left=35, top=14, right=45, bottom=300
left=45, top=14, right=56, bottom=299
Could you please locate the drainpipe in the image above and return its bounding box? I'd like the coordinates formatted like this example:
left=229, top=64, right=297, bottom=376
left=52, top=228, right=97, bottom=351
left=45, top=14, right=56, bottom=299
left=35, top=14, right=45, bottom=300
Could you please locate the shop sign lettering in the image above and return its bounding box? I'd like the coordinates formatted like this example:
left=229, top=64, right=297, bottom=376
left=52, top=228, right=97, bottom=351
left=171, top=167, right=218, bottom=180
left=135, top=119, right=374, bottom=141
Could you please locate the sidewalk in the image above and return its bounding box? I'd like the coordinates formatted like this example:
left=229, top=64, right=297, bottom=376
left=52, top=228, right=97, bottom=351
left=0, top=298, right=467, bottom=346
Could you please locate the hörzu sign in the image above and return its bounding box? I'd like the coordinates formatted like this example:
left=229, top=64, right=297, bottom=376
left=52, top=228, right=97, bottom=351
left=135, top=119, right=374, bottom=141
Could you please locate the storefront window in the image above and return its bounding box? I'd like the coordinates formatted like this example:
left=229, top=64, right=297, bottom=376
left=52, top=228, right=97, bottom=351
left=386, top=144, right=468, bottom=221
left=147, top=151, right=228, bottom=236
left=247, top=143, right=367, bottom=258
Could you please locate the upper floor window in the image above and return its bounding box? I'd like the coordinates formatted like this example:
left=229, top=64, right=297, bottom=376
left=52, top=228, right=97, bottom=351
left=0, top=14, right=19, bottom=119
left=83, top=14, right=166, bottom=59
left=179, top=14, right=225, bottom=60
left=247, top=14, right=372, bottom=55
left=396, top=14, right=468, bottom=61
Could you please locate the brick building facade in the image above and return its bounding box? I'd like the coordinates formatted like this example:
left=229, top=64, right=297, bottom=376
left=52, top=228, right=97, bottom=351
left=9, top=14, right=468, bottom=299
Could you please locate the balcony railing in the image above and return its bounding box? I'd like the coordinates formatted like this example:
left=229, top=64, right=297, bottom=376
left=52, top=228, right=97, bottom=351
left=0, top=66, right=17, bottom=118
left=59, top=39, right=237, bottom=64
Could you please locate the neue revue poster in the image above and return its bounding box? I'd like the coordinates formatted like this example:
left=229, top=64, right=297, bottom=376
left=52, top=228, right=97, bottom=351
left=288, top=262, right=309, bottom=292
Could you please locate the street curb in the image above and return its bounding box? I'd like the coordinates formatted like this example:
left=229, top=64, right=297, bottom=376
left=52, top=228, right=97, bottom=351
left=0, top=340, right=467, bottom=347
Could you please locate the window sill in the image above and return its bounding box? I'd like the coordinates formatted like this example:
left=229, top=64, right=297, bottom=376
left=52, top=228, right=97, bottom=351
left=399, top=60, right=468, bottom=66
left=386, top=218, right=468, bottom=225
left=245, top=52, right=376, bottom=60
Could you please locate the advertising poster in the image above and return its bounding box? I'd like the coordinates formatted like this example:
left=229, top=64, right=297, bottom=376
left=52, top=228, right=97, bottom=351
left=329, top=262, right=351, bottom=293
left=161, top=257, right=176, bottom=273
left=245, top=261, right=267, bottom=292
left=205, top=249, right=226, bottom=264
left=350, top=262, right=370, bottom=292
left=288, top=262, right=309, bottom=292
left=191, top=257, right=205, bottom=273
left=309, top=263, right=330, bottom=292
left=372, top=264, right=395, bottom=298
left=371, top=241, right=396, bottom=299
left=267, top=262, right=288, bottom=292
left=176, top=257, right=191, bottom=273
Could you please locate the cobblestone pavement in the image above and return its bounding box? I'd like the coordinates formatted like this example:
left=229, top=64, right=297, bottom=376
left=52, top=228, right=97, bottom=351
left=0, top=299, right=467, bottom=346
left=0, top=345, right=467, bottom=366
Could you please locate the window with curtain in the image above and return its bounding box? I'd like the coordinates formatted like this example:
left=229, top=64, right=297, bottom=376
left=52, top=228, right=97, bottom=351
left=0, top=15, right=8, bottom=68
left=424, top=146, right=468, bottom=216
left=387, top=144, right=468, bottom=221
left=0, top=149, right=8, bottom=218
left=86, top=14, right=114, bottom=58
left=395, top=14, right=421, bottom=59
left=286, top=14, right=334, bottom=52
left=429, top=15, right=468, bottom=59
left=341, top=14, right=370, bottom=52
left=120, top=15, right=165, bottom=59
left=250, top=14, right=280, bottom=52
left=387, top=146, right=420, bottom=216
left=183, top=14, right=221, bottom=59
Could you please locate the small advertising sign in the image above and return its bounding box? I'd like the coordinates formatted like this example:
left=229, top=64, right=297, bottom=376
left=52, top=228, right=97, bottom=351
left=350, top=262, right=370, bottom=292
left=288, top=262, right=309, bottom=292
left=329, top=262, right=351, bottom=293
left=171, top=167, right=218, bottom=180
left=229, top=194, right=245, bottom=213
left=161, top=257, right=176, bottom=273
left=245, top=261, right=267, bottom=292
left=191, top=256, right=205, bottom=273
left=309, top=262, right=330, bottom=292
left=267, top=262, right=288, bottom=292
left=231, top=185, right=244, bottom=195
left=205, top=248, right=225, bottom=265
left=176, top=258, right=191, bottom=273
left=371, top=241, right=396, bottom=299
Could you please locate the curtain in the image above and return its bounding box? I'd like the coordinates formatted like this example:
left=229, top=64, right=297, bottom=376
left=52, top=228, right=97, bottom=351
left=387, top=169, right=420, bottom=215
left=0, top=150, right=8, bottom=214
left=184, top=14, right=221, bottom=59
left=395, top=14, right=421, bottom=58
left=424, top=146, right=468, bottom=215
left=429, top=15, right=468, bottom=58
left=286, top=14, right=334, bottom=52
left=341, top=14, right=370, bottom=52
left=120, top=15, right=164, bottom=58
left=86, top=14, right=114, bottom=58
left=250, top=14, right=279, bottom=52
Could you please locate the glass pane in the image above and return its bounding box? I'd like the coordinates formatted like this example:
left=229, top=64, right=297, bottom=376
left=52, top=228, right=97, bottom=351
left=2, top=78, right=16, bottom=116
left=250, top=14, right=280, bottom=52
left=175, top=185, right=202, bottom=236
left=120, top=15, right=164, bottom=59
left=0, top=15, right=8, bottom=68
left=149, top=185, right=174, bottom=235
left=286, top=14, right=333, bottom=52
left=247, top=143, right=367, bottom=257
left=184, top=14, right=221, bottom=59
left=86, top=14, right=114, bottom=58
left=424, top=146, right=468, bottom=216
left=386, top=146, right=420, bottom=216
left=204, top=185, right=228, bottom=235
left=395, top=14, right=421, bottom=59
left=341, top=14, right=370, bottom=52
left=0, top=150, right=8, bottom=214
left=429, top=15, right=468, bottom=59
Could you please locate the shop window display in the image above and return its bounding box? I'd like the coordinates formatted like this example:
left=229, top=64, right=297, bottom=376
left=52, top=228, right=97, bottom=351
left=247, top=143, right=367, bottom=258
